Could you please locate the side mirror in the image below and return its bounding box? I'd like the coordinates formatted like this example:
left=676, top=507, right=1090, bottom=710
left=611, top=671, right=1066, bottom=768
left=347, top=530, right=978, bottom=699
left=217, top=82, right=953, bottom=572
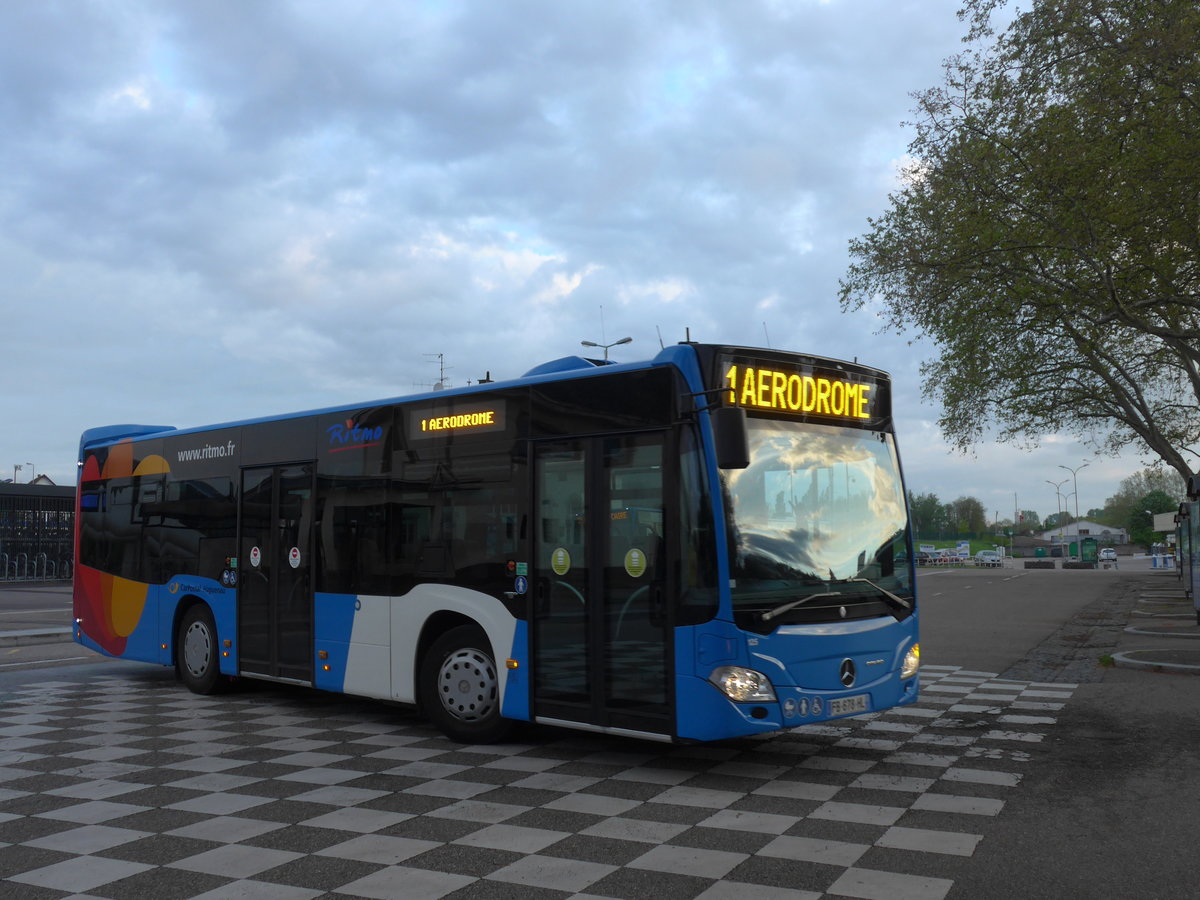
left=712, top=406, right=749, bottom=469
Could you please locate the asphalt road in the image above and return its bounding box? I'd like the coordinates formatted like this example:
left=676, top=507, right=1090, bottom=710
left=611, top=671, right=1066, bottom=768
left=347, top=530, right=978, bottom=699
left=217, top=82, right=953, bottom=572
left=957, top=671, right=1200, bottom=900
left=917, top=562, right=1200, bottom=899
left=915, top=564, right=1131, bottom=678
left=0, top=582, right=72, bottom=630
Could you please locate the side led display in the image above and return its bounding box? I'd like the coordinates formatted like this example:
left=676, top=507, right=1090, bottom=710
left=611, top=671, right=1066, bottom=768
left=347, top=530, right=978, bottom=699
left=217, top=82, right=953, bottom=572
left=408, top=401, right=507, bottom=440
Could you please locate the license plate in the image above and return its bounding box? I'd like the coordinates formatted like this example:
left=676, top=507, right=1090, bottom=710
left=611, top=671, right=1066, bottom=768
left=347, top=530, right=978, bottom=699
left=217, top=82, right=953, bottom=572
left=829, top=694, right=869, bottom=717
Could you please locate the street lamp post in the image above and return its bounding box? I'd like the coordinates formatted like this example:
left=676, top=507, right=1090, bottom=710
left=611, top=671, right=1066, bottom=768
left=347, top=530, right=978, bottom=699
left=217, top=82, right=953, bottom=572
left=1046, top=478, right=1069, bottom=553
left=1057, top=462, right=1089, bottom=544
left=580, top=336, right=632, bottom=361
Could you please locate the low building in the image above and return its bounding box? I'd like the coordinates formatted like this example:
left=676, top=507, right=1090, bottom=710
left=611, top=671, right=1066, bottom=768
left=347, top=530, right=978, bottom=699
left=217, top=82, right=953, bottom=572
left=1038, top=519, right=1127, bottom=545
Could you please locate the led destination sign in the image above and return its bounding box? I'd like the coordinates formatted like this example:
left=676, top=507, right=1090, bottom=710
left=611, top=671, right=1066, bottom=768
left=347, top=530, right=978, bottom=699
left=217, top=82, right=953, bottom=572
left=422, top=410, right=499, bottom=433
left=409, top=402, right=507, bottom=440
left=722, top=360, right=878, bottom=422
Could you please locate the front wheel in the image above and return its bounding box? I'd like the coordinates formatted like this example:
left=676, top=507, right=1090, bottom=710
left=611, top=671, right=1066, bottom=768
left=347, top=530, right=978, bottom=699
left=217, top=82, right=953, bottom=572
left=419, top=624, right=513, bottom=744
left=177, top=604, right=227, bottom=695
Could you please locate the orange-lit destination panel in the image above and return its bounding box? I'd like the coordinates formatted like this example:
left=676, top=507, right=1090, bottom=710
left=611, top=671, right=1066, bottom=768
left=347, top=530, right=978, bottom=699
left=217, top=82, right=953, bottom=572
left=421, top=409, right=501, bottom=433
left=409, top=401, right=507, bottom=440
left=719, top=356, right=883, bottom=424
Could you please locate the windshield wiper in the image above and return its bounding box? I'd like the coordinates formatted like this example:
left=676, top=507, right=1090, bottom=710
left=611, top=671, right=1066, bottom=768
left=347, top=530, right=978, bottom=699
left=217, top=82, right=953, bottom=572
left=760, top=577, right=912, bottom=625
left=832, top=576, right=912, bottom=620
left=760, top=591, right=844, bottom=623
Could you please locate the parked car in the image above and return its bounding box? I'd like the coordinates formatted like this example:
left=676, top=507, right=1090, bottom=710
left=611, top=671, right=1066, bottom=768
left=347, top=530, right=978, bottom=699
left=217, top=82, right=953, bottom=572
left=1099, top=547, right=1118, bottom=561
left=974, top=550, right=1002, bottom=567
left=915, top=551, right=934, bottom=566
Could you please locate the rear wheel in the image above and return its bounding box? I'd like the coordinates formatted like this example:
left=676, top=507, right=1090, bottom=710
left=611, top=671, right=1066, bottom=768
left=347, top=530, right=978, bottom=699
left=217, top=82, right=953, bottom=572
left=419, top=624, right=513, bottom=744
left=177, top=605, right=226, bottom=694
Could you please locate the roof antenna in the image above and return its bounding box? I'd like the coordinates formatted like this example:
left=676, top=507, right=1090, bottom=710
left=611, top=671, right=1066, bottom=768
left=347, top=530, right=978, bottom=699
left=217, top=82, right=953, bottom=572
left=655, top=325, right=665, bottom=349
left=421, top=353, right=451, bottom=390
left=762, top=322, right=772, bottom=349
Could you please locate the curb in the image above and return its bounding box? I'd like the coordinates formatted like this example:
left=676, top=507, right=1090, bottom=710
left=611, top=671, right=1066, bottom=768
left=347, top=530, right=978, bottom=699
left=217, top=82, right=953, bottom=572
left=1124, top=626, right=1200, bottom=639
left=1112, top=648, right=1200, bottom=674
left=0, top=628, right=74, bottom=647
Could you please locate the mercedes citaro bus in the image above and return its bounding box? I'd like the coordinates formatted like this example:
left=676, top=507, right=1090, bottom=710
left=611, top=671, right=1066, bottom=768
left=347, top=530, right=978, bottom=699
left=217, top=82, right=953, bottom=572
left=74, top=342, right=919, bottom=743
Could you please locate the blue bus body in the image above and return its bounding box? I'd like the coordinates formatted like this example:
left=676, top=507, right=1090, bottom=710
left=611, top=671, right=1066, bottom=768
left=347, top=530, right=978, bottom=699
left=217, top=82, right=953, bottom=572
left=74, top=342, right=919, bottom=743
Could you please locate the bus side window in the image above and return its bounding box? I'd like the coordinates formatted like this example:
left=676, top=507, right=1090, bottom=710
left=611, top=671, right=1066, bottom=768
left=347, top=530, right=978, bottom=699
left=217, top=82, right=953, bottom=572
left=317, top=479, right=393, bottom=595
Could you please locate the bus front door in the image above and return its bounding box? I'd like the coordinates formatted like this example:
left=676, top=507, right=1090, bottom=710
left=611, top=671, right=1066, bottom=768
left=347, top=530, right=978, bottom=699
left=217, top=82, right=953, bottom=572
left=238, top=463, right=315, bottom=684
left=532, top=434, right=673, bottom=737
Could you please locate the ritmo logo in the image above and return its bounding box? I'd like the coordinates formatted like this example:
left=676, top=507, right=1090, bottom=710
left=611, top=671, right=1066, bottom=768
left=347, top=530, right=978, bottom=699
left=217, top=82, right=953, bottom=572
left=326, top=420, right=384, bottom=453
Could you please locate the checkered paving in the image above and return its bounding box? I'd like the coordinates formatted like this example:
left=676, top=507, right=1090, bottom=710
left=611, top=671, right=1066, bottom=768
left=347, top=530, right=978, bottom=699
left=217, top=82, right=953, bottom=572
left=0, top=664, right=1075, bottom=899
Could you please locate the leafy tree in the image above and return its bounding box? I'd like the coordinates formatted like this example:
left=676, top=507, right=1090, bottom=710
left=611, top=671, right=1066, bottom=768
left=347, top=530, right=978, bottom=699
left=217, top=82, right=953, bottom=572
left=1103, top=466, right=1185, bottom=528
left=1044, top=510, right=1073, bottom=531
left=907, top=490, right=947, bottom=538
left=840, top=0, right=1200, bottom=482
left=1128, top=489, right=1177, bottom=547
left=1017, top=509, right=1041, bottom=534
left=946, top=495, right=988, bottom=537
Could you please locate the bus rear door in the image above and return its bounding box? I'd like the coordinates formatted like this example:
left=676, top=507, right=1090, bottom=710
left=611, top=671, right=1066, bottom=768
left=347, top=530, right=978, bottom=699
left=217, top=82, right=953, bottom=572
left=237, top=463, right=316, bottom=684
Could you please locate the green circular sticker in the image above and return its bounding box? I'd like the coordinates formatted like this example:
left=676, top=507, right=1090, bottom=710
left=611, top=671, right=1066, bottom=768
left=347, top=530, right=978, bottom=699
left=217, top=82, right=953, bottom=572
left=624, top=548, right=647, bottom=578
left=551, top=547, right=571, bottom=576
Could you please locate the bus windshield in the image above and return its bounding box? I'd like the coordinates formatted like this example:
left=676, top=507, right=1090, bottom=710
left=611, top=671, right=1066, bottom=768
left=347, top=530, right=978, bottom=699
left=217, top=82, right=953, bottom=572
left=723, top=418, right=911, bottom=616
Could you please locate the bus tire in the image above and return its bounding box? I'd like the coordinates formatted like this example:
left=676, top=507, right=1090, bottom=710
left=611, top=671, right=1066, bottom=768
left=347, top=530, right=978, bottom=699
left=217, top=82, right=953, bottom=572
left=177, top=604, right=225, bottom=695
left=419, top=624, right=513, bottom=744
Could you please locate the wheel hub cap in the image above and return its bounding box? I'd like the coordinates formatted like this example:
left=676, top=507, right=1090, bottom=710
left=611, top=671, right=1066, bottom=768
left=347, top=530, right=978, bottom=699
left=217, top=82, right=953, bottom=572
left=183, top=621, right=211, bottom=677
left=437, top=647, right=498, bottom=722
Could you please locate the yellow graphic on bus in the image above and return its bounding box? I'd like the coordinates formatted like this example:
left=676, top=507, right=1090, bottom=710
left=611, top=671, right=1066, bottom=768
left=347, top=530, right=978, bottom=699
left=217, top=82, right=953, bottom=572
left=624, top=548, right=647, bottom=578
left=551, top=548, right=571, bottom=576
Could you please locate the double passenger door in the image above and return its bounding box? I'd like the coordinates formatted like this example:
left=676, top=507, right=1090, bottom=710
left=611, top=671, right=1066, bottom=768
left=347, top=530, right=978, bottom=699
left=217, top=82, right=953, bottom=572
left=532, top=433, right=672, bottom=736
left=238, top=463, right=315, bottom=683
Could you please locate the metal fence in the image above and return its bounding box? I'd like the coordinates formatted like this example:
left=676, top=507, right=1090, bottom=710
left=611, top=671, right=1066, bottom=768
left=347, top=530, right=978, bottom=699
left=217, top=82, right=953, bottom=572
left=0, top=484, right=74, bottom=582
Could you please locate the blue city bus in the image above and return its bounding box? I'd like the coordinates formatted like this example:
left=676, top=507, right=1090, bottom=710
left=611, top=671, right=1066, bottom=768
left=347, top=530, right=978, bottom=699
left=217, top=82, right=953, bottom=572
left=73, top=342, right=919, bottom=743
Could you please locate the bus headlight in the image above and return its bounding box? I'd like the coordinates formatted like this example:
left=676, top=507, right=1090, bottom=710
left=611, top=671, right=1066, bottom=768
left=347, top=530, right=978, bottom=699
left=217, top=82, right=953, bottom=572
left=709, top=666, right=777, bottom=703
left=901, top=643, right=920, bottom=680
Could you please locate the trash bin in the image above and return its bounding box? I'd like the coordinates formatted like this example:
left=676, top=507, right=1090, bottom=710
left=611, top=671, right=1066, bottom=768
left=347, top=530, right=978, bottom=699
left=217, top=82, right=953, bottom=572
left=1035, top=547, right=1046, bottom=558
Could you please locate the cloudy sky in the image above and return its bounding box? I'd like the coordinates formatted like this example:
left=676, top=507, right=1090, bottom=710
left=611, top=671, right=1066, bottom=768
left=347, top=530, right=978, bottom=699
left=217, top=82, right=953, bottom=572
left=1, top=0, right=1131, bottom=519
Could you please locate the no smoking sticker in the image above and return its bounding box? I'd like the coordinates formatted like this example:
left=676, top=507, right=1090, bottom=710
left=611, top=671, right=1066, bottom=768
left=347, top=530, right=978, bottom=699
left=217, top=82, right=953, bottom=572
left=288, top=547, right=302, bottom=569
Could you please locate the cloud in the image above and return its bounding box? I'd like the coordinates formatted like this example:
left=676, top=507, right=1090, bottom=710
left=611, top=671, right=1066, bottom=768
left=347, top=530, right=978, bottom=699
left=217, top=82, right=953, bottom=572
left=0, top=0, right=1136, bottom=514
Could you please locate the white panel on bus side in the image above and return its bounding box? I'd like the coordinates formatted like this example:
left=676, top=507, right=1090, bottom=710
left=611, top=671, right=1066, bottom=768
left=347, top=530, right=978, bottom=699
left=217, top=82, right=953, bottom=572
left=389, top=583, right=518, bottom=707
left=343, top=594, right=392, bottom=701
